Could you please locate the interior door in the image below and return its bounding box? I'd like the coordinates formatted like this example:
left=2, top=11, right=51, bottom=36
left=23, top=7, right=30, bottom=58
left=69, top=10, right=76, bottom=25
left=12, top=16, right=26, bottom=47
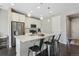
left=71, top=18, right=79, bottom=39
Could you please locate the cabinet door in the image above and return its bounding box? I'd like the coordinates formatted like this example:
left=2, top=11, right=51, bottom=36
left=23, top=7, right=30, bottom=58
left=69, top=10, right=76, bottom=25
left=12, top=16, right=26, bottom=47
left=12, top=12, right=19, bottom=21
left=19, top=14, right=25, bottom=22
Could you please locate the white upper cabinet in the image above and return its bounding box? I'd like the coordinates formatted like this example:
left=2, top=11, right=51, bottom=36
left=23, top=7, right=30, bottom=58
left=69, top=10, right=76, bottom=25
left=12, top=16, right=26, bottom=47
left=25, top=17, right=41, bottom=28
left=12, top=12, right=19, bottom=21
left=11, top=12, right=25, bottom=22
left=19, top=14, right=25, bottom=22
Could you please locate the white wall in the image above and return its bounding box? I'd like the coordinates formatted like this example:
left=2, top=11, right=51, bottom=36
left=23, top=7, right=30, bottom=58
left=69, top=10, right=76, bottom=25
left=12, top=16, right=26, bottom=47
left=46, top=8, right=79, bottom=45
left=41, top=15, right=68, bottom=44
left=0, top=8, right=11, bottom=48
left=8, top=8, right=12, bottom=48
left=51, top=15, right=61, bottom=34
left=0, top=8, right=12, bottom=48
left=60, top=15, right=68, bottom=44
left=0, top=9, right=8, bottom=35
left=41, top=18, right=52, bottom=34
left=51, top=15, right=67, bottom=44
left=41, top=15, right=67, bottom=44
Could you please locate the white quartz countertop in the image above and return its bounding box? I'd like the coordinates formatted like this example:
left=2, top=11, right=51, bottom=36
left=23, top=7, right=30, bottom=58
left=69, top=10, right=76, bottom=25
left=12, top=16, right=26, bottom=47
left=15, top=34, right=53, bottom=43
left=0, top=34, right=7, bottom=39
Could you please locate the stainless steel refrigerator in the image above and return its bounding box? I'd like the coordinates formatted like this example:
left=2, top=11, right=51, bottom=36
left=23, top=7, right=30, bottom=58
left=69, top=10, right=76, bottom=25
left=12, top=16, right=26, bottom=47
left=11, top=21, right=25, bottom=47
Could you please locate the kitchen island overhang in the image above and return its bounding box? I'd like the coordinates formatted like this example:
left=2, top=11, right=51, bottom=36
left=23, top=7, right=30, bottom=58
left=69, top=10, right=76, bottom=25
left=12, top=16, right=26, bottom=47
left=15, top=34, right=53, bottom=56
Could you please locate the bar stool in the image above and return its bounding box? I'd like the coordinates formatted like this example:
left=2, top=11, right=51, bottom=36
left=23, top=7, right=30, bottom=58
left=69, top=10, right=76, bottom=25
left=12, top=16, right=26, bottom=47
left=54, top=34, right=61, bottom=55
left=44, top=35, right=55, bottom=56
left=28, top=39, right=44, bottom=56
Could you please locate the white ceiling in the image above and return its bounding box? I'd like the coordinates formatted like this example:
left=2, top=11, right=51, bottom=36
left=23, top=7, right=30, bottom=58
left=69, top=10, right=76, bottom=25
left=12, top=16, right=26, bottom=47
left=1, top=3, right=79, bottom=19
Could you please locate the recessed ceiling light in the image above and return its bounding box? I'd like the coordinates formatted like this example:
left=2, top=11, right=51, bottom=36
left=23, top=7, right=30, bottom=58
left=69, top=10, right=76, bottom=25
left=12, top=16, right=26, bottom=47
left=49, top=11, right=53, bottom=13
left=30, top=10, right=33, bottom=13
left=48, top=19, right=50, bottom=22
left=11, top=3, right=15, bottom=6
left=40, top=16, right=43, bottom=20
left=37, top=6, right=40, bottom=9
left=27, top=13, right=31, bottom=17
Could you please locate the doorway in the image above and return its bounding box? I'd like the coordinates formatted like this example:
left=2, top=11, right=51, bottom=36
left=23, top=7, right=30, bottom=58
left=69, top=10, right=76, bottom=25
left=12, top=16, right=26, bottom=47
left=67, top=13, right=79, bottom=45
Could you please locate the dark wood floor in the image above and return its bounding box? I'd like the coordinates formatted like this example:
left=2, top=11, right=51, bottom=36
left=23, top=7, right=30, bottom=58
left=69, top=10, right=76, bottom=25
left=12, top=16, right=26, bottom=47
left=68, top=44, right=79, bottom=56
left=0, top=43, right=79, bottom=56
left=0, top=47, right=16, bottom=56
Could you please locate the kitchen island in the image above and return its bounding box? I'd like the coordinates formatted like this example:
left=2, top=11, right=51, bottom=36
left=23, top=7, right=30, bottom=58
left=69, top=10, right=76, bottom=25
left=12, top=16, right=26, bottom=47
left=15, top=34, right=53, bottom=56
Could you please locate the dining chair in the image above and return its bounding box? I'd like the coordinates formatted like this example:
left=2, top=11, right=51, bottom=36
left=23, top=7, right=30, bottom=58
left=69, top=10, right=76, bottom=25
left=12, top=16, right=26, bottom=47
left=54, top=34, right=61, bottom=56
left=44, top=35, right=55, bottom=56
left=28, top=38, right=44, bottom=56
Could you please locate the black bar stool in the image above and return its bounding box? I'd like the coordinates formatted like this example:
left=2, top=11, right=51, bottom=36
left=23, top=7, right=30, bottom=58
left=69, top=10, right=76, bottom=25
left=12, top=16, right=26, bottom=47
left=44, top=35, right=55, bottom=56
left=28, top=39, right=44, bottom=56
left=54, top=34, right=61, bottom=56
